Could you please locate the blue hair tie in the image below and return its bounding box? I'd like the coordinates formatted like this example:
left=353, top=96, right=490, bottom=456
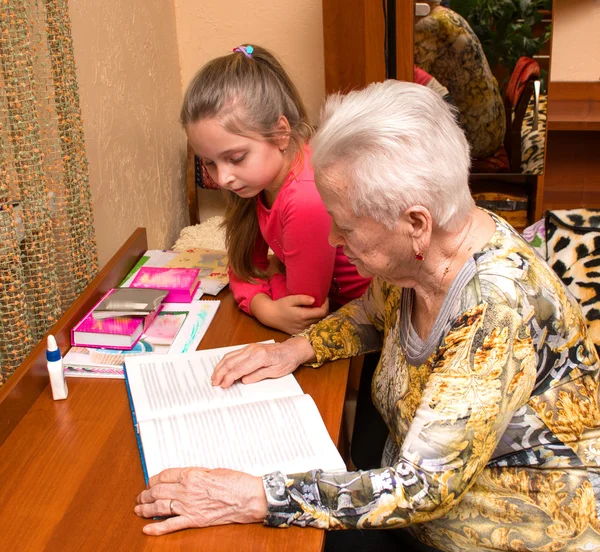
left=233, top=45, right=254, bottom=58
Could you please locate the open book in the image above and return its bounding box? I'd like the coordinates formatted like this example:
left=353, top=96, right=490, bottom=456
left=124, top=343, right=346, bottom=481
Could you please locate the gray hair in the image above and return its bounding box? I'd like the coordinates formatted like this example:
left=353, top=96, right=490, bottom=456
left=311, top=80, right=473, bottom=230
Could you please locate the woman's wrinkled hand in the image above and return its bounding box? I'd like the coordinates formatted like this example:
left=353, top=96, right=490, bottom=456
left=211, top=338, right=316, bottom=389
left=134, top=467, right=267, bottom=536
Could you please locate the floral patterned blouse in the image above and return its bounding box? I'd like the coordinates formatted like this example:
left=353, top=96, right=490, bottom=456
left=261, top=215, right=600, bottom=551
left=414, top=6, right=505, bottom=159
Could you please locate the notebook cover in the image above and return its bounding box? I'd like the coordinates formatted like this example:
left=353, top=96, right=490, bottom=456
left=75, top=314, right=142, bottom=336
left=71, top=290, right=144, bottom=349
left=123, top=365, right=150, bottom=486
left=93, top=287, right=168, bottom=318
left=130, top=267, right=201, bottom=303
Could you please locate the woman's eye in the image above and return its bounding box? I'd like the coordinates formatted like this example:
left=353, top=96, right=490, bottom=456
left=202, top=159, right=215, bottom=167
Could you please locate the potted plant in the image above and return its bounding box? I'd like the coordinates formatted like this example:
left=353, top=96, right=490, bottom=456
left=452, top=0, right=552, bottom=88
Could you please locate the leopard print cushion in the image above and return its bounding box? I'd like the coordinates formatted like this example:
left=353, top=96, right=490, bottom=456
left=545, top=209, right=600, bottom=349
left=520, top=93, right=546, bottom=175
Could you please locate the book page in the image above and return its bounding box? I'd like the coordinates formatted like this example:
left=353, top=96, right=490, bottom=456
left=138, top=394, right=346, bottom=477
left=166, top=301, right=219, bottom=353
left=125, top=342, right=303, bottom=422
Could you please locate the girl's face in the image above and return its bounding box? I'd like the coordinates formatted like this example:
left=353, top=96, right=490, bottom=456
left=187, top=118, right=290, bottom=199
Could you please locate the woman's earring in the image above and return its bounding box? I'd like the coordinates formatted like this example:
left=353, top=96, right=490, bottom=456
left=415, top=252, right=424, bottom=261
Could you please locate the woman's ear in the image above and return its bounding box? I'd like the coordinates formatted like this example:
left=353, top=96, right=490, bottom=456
left=275, top=115, right=291, bottom=152
left=405, top=206, right=432, bottom=255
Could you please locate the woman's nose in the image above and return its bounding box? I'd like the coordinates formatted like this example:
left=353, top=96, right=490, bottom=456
left=328, top=224, right=344, bottom=248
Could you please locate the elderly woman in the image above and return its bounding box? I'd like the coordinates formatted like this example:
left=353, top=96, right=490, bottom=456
left=135, top=81, right=600, bottom=551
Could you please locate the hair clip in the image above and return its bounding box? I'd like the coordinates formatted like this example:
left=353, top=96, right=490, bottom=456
left=232, top=45, right=254, bottom=58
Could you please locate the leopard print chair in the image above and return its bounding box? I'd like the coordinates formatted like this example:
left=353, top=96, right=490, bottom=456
left=471, top=57, right=542, bottom=173
left=520, top=93, right=547, bottom=175
left=523, top=209, right=600, bottom=351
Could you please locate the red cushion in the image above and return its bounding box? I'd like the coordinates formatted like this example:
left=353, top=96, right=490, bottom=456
left=506, top=57, right=540, bottom=108
left=199, top=158, right=220, bottom=190
left=471, top=147, right=510, bottom=173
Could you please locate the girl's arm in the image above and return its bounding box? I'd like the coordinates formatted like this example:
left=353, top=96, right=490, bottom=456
left=228, top=234, right=272, bottom=315
left=266, top=182, right=339, bottom=306
left=229, top=234, right=329, bottom=333
left=242, top=182, right=343, bottom=333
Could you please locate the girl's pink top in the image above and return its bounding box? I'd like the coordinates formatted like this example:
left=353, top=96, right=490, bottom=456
left=229, top=149, right=371, bottom=315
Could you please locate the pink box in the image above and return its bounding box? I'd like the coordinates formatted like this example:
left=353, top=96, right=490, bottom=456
left=130, top=267, right=201, bottom=303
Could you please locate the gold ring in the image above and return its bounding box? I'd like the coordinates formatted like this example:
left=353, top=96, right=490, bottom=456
left=169, top=499, right=175, bottom=515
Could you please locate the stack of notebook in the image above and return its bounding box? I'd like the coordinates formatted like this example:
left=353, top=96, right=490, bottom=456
left=71, top=288, right=167, bottom=349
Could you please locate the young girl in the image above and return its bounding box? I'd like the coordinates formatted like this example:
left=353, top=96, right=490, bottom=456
left=181, top=45, right=370, bottom=334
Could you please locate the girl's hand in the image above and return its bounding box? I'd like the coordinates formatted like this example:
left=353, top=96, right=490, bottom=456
left=271, top=295, right=330, bottom=334
left=212, top=338, right=316, bottom=388
left=135, top=467, right=267, bottom=535
left=250, top=294, right=330, bottom=335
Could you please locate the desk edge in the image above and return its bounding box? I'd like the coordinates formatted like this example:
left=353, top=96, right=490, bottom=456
left=0, top=228, right=148, bottom=446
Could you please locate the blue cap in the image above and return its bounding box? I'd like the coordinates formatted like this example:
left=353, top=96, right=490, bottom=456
left=46, top=348, right=61, bottom=362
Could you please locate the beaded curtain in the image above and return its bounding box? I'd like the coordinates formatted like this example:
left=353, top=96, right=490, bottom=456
left=0, top=0, right=98, bottom=383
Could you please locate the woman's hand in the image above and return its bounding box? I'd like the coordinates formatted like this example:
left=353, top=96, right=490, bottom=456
left=135, top=467, right=267, bottom=536
left=212, top=338, right=316, bottom=388
left=251, top=293, right=330, bottom=335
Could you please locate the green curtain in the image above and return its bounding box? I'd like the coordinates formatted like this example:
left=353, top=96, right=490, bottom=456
left=0, top=0, right=98, bottom=382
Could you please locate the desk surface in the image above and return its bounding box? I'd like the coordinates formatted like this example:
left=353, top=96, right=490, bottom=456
left=0, top=232, right=350, bottom=552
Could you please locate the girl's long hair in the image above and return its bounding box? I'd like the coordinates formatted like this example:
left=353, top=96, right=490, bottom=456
left=181, top=45, right=313, bottom=281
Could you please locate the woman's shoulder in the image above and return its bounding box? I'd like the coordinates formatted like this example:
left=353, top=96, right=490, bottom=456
left=472, top=214, right=573, bottom=307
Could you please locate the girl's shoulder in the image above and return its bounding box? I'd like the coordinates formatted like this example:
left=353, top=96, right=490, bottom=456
left=279, top=147, right=321, bottom=204
left=293, top=145, right=316, bottom=183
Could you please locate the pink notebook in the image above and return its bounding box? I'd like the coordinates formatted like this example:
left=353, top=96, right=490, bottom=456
left=71, top=291, right=144, bottom=350
left=130, top=267, right=201, bottom=303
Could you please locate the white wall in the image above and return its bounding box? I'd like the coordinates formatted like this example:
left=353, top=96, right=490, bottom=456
left=551, top=0, right=600, bottom=81
left=69, top=0, right=326, bottom=264
left=69, top=0, right=189, bottom=266
left=173, top=0, right=326, bottom=222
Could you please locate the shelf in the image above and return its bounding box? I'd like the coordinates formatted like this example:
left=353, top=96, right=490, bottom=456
left=547, top=81, right=600, bottom=131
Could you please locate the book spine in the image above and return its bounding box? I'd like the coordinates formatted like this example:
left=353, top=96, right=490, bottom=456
left=123, top=365, right=150, bottom=486
left=64, top=364, right=124, bottom=376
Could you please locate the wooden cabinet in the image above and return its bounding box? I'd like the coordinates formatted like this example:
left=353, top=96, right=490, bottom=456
left=322, top=1, right=544, bottom=228
left=543, top=82, right=600, bottom=211
left=323, top=0, right=414, bottom=93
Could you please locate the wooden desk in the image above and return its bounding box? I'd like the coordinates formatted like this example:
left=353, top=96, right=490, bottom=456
left=0, top=229, right=350, bottom=552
